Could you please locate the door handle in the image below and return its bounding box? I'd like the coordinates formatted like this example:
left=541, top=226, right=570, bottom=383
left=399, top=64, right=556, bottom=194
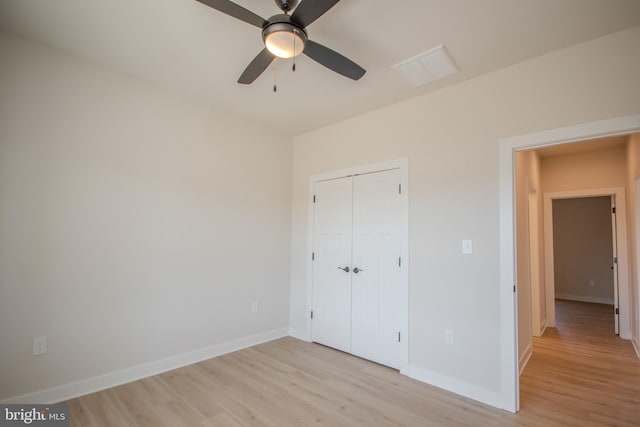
left=338, top=266, right=350, bottom=273
left=353, top=267, right=363, bottom=274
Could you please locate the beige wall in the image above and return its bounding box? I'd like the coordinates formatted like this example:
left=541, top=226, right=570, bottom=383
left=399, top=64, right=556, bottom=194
left=515, top=152, right=532, bottom=362
left=515, top=150, right=544, bottom=370
left=541, top=146, right=627, bottom=193
left=290, top=25, right=640, bottom=402
left=552, top=197, right=615, bottom=303
left=0, top=34, right=292, bottom=400
left=626, top=134, right=640, bottom=352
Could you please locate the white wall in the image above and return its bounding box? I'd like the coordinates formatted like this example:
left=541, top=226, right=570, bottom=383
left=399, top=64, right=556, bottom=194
left=289, top=26, right=640, bottom=406
left=0, top=34, right=292, bottom=401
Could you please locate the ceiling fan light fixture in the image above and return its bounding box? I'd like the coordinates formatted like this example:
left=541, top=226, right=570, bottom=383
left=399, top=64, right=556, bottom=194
left=197, top=0, right=365, bottom=84
left=263, top=23, right=307, bottom=58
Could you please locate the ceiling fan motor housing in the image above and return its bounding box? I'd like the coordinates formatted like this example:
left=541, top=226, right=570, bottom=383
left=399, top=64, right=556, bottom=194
left=274, top=0, right=299, bottom=13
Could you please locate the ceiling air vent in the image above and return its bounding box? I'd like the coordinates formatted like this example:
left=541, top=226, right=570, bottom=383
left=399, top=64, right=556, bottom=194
left=392, top=45, right=459, bottom=88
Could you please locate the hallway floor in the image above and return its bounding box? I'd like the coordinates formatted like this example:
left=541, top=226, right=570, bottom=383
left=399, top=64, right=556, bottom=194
left=519, top=299, right=640, bottom=426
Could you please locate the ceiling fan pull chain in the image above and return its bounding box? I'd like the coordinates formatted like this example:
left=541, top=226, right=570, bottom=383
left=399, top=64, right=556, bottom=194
left=292, top=34, right=296, bottom=72
left=273, top=59, right=278, bottom=92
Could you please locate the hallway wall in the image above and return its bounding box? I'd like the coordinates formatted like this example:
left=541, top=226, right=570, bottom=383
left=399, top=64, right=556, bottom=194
left=515, top=150, right=543, bottom=371
left=541, top=145, right=627, bottom=193
left=626, top=134, right=640, bottom=354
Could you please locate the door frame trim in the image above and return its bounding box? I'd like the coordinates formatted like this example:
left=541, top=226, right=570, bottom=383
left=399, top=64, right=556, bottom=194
left=304, top=158, right=409, bottom=369
left=499, top=113, right=640, bottom=413
left=542, top=189, right=629, bottom=338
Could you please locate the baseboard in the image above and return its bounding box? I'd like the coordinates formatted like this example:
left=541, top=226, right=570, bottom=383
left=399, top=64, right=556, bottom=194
left=401, top=364, right=502, bottom=410
left=633, top=337, right=640, bottom=359
left=539, top=319, right=547, bottom=336
left=555, top=294, right=614, bottom=305
left=0, top=328, right=288, bottom=405
left=288, top=327, right=311, bottom=342
left=519, top=343, right=533, bottom=376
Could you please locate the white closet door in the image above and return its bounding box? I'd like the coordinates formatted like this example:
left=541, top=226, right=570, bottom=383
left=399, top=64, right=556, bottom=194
left=311, top=177, right=353, bottom=352
left=351, top=169, right=402, bottom=368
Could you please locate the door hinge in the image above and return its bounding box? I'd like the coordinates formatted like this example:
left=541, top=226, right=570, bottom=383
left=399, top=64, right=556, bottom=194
left=313, top=195, right=316, bottom=203
left=615, top=308, right=619, bottom=315
left=513, top=285, right=516, bottom=293
left=398, top=257, right=401, bottom=267
left=399, top=184, right=402, bottom=194
left=311, top=310, right=314, bottom=319
left=614, top=256, right=618, bottom=264
left=398, top=332, right=401, bottom=342
left=612, top=207, right=616, bottom=214
left=312, top=252, right=315, bottom=261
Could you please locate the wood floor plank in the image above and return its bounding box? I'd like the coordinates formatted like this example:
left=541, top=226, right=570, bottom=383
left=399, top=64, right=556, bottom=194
left=64, top=300, right=640, bottom=426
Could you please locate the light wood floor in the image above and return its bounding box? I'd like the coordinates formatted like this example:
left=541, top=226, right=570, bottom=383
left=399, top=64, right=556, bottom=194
left=67, top=300, right=640, bottom=426
left=518, top=300, right=640, bottom=426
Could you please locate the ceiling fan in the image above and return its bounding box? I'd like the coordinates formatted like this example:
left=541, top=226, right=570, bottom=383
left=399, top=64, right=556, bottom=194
left=195, top=0, right=366, bottom=84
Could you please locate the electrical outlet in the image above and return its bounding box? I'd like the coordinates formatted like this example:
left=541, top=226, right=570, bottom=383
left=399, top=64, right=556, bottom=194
left=251, top=301, right=259, bottom=313
left=33, top=336, right=47, bottom=356
left=588, top=279, right=595, bottom=287
left=445, top=329, right=455, bottom=345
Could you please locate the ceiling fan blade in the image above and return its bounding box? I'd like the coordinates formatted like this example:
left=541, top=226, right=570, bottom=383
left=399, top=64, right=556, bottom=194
left=238, top=48, right=275, bottom=84
left=304, top=40, right=365, bottom=81
left=291, top=0, right=340, bottom=27
left=195, top=0, right=268, bottom=28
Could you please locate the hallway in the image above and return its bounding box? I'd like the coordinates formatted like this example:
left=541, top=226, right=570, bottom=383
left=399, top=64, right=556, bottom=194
left=519, top=300, right=640, bottom=426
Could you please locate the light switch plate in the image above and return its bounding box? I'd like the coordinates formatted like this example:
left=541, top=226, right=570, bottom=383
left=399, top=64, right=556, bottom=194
left=462, top=240, right=473, bottom=254
left=33, top=336, right=47, bottom=356
left=445, top=329, right=455, bottom=345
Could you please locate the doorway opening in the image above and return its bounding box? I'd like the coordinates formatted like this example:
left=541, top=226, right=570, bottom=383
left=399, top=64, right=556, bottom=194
left=546, top=194, right=621, bottom=335
left=498, top=114, right=640, bottom=412
left=514, top=139, right=631, bottom=381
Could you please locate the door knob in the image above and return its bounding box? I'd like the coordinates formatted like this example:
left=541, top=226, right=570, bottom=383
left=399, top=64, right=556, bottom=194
left=338, top=266, right=350, bottom=272
left=353, top=267, right=363, bottom=274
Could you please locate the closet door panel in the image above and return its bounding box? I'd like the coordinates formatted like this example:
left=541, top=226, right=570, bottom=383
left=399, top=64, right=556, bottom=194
left=351, top=169, right=402, bottom=368
left=311, top=177, right=353, bottom=352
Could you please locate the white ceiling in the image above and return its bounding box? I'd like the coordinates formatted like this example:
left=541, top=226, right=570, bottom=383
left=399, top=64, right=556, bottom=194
left=1, top=0, right=640, bottom=136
